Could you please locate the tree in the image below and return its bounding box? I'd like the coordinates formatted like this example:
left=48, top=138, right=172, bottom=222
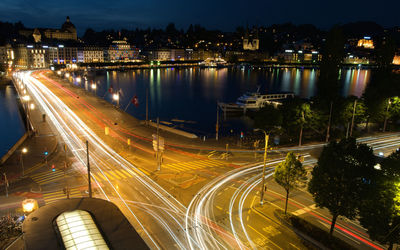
left=281, top=98, right=315, bottom=146
left=308, top=138, right=375, bottom=235
left=359, top=151, right=400, bottom=250
left=274, top=152, right=306, bottom=214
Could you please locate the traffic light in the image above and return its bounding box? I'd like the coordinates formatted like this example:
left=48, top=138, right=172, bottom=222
left=44, top=151, right=48, bottom=156
left=51, top=164, right=55, bottom=172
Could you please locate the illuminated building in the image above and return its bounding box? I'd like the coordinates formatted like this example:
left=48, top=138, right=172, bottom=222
left=13, top=44, right=49, bottom=69
left=357, top=37, right=374, bottom=49
left=22, top=198, right=148, bottom=249
left=243, top=28, right=259, bottom=51
left=19, top=16, right=77, bottom=41
left=78, top=46, right=105, bottom=63
left=49, top=45, right=78, bottom=65
left=0, top=44, right=14, bottom=71
left=107, top=40, right=138, bottom=62
left=393, top=55, right=400, bottom=65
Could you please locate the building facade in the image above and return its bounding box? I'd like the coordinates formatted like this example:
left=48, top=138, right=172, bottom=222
left=107, top=40, right=138, bottom=62
left=19, top=16, right=77, bottom=41
left=78, top=47, right=105, bottom=63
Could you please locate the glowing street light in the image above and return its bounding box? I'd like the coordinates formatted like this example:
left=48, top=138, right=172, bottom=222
left=91, top=83, right=97, bottom=96
left=22, top=199, right=38, bottom=214
left=23, top=95, right=30, bottom=101
left=57, top=70, right=62, bottom=75
left=76, top=77, right=81, bottom=83
left=254, top=128, right=269, bottom=206
left=29, top=103, right=35, bottom=110
left=21, top=147, right=28, bottom=176
left=65, top=73, right=70, bottom=78
left=113, top=93, right=120, bottom=108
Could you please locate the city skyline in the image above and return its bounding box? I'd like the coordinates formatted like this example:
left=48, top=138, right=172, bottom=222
left=0, top=0, right=398, bottom=34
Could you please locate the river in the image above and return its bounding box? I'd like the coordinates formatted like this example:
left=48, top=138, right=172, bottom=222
left=73, top=67, right=371, bottom=136
left=0, top=83, right=25, bottom=157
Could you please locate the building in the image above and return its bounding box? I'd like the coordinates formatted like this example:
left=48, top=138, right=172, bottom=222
left=357, top=37, right=374, bottom=49
left=49, top=45, right=78, bottom=64
left=19, top=16, right=77, bottom=41
left=279, top=50, right=321, bottom=63
left=170, top=49, right=185, bottom=60
left=12, top=44, right=49, bottom=69
left=107, top=40, right=138, bottom=62
left=22, top=198, right=148, bottom=250
left=78, top=46, right=105, bottom=63
left=243, top=28, right=259, bottom=51
left=0, top=44, right=14, bottom=71
left=393, top=55, right=400, bottom=65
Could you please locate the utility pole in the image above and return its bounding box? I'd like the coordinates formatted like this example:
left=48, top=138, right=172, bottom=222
left=260, top=133, right=269, bottom=206
left=146, top=88, right=149, bottom=125
left=157, top=118, right=160, bottom=171
left=216, top=102, right=219, bottom=141
left=350, top=99, right=357, bottom=137
left=326, top=101, right=333, bottom=143
left=86, top=140, right=92, bottom=198
left=64, top=143, right=69, bottom=199
left=383, top=99, right=391, bottom=132
left=299, top=110, right=304, bottom=146
left=3, top=173, right=8, bottom=197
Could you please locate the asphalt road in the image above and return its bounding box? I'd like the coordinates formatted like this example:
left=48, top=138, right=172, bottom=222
left=13, top=70, right=400, bottom=249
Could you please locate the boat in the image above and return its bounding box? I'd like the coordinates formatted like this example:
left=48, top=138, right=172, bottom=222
left=199, top=58, right=228, bottom=68
left=218, top=90, right=294, bottom=113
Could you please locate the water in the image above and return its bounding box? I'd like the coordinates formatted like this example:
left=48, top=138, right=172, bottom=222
left=0, top=83, right=26, bottom=156
left=76, top=67, right=371, bottom=136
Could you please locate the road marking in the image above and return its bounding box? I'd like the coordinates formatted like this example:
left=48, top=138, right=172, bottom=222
left=42, top=188, right=82, bottom=204
left=104, top=172, right=115, bottom=180
left=292, top=204, right=317, bottom=216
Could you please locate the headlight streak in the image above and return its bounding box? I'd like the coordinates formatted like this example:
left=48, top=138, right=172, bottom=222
left=25, top=73, right=160, bottom=248
left=20, top=71, right=202, bottom=249
left=186, top=156, right=313, bottom=250
left=186, top=160, right=286, bottom=249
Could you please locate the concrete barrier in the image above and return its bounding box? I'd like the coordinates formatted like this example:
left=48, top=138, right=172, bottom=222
left=147, top=121, right=198, bottom=139
left=0, top=133, right=28, bottom=165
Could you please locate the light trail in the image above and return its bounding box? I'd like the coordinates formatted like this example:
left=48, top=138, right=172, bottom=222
left=15, top=71, right=201, bottom=249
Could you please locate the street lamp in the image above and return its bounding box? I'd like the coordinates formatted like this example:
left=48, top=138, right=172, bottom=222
left=29, top=103, right=35, bottom=110
left=383, top=99, right=392, bottom=132
left=91, top=83, right=97, bottom=96
left=20, top=147, right=28, bottom=176
left=113, top=93, right=119, bottom=107
left=254, top=128, right=269, bottom=206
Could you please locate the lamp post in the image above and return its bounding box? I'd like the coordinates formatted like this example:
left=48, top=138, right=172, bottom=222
left=20, top=147, right=28, bottom=176
left=383, top=99, right=392, bottom=132
left=91, top=83, right=97, bottom=96
left=254, top=128, right=269, bottom=206
left=113, top=93, right=119, bottom=108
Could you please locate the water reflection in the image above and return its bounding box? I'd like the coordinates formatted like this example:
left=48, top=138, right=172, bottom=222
left=0, top=85, right=25, bottom=155
left=88, top=67, right=371, bottom=134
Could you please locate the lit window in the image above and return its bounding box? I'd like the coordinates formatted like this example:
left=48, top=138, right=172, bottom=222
left=56, top=210, right=109, bottom=250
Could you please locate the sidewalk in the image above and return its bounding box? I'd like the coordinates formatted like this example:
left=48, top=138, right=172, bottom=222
left=0, top=80, right=58, bottom=193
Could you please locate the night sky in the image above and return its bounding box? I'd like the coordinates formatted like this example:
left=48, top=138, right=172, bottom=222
left=0, top=0, right=398, bottom=34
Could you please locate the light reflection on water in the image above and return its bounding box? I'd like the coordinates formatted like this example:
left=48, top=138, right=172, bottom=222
left=77, top=67, right=371, bottom=135
left=0, top=84, right=25, bottom=156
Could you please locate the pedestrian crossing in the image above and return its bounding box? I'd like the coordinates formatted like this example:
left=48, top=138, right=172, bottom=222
left=42, top=187, right=82, bottom=204
left=31, top=170, right=65, bottom=185
left=91, top=168, right=137, bottom=182
left=162, top=159, right=227, bottom=172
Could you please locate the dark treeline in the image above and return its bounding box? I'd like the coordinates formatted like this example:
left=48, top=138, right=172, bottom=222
left=251, top=25, right=400, bottom=146
left=1, top=19, right=399, bottom=54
